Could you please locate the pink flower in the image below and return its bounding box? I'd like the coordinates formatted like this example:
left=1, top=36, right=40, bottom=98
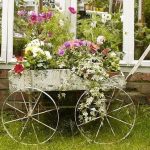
left=14, top=64, right=24, bottom=74
left=17, top=10, right=26, bottom=16
left=39, top=11, right=52, bottom=21
left=101, top=48, right=110, bottom=56
left=68, top=7, right=77, bottom=14
left=89, top=43, right=100, bottom=53
left=39, top=12, right=47, bottom=20
left=28, top=11, right=38, bottom=24
left=46, top=11, right=53, bottom=19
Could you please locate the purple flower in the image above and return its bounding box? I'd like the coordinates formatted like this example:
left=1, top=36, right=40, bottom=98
left=64, top=42, right=71, bottom=48
left=17, top=10, right=26, bottom=16
left=58, top=49, right=65, bottom=56
left=68, top=7, right=77, bottom=14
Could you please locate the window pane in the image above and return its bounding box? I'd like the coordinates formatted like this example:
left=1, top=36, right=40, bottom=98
left=134, top=0, right=150, bottom=60
left=13, top=0, right=56, bottom=58
left=77, top=0, right=123, bottom=53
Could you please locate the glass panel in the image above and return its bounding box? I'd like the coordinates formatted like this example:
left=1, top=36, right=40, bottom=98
left=13, top=0, right=54, bottom=57
left=134, top=0, right=150, bottom=60
left=77, top=0, right=123, bottom=53
left=0, top=0, right=2, bottom=57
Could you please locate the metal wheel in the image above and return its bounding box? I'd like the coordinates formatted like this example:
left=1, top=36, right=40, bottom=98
left=1, top=87, right=59, bottom=145
left=75, top=86, right=136, bottom=144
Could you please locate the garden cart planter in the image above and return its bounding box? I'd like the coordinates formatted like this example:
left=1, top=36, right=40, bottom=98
left=1, top=69, right=136, bottom=145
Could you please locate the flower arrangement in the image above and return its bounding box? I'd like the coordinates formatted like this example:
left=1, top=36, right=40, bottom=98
left=15, top=8, right=73, bottom=53
left=56, top=38, right=122, bottom=123
left=12, top=6, right=122, bottom=123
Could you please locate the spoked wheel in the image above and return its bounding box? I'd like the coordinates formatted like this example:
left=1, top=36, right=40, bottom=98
left=1, top=87, right=59, bottom=145
left=75, top=86, right=136, bottom=144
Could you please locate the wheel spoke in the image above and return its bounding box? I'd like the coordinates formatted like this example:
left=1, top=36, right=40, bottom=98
left=6, top=103, right=25, bottom=114
left=4, top=116, right=28, bottom=124
left=111, top=88, right=116, bottom=99
left=32, top=118, right=56, bottom=131
left=107, top=115, right=132, bottom=126
left=106, top=117, right=115, bottom=136
left=106, top=88, right=116, bottom=110
left=32, top=123, right=39, bottom=144
left=77, top=116, right=101, bottom=127
left=19, top=118, right=29, bottom=139
left=32, top=92, right=42, bottom=112
left=94, top=120, right=103, bottom=140
left=20, top=90, right=28, bottom=112
left=115, top=98, right=123, bottom=102
left=32, top=109, right=56, bottom=117
left=108, top=103, right=133, bottom=114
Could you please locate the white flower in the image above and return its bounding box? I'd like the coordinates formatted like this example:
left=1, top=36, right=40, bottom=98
left=97, top=36, right=106, bottom=45
left=91, top=21, right=97, bottom=28
left=83, top=111, right=88, bottom=117
left=101, top=14, right=111, bottom=23
left=32, top=47, right=44, bottom=57
left=86, top=97, right=94, bottom=105
left=45, top=51, right=52, bottom=59
left=59, top=19, right=64, bottom=26
left=47, top=43, right=53, bottom=48
left=109, top=52, right=117, bottom=57
left=71, top=66, right=76, bottom=73
left=27, top=39, right=44, bottom=47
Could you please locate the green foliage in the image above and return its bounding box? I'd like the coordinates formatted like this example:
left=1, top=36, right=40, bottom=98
left=144, top=0, right=150, bottom=27
left=77, top=13, right=123, bottom=52
left=13, top=38, right=28, bottom=56
left=41, top=11, right=73, bottom=54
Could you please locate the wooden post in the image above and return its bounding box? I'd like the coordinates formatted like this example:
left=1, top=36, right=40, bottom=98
left=138, top=0, right=145, bottom=25
left=109, top=0, right=113, bottom=13
left=39, top=0, right=43, bottom=12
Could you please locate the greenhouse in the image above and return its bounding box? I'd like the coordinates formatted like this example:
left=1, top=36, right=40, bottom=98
left=0, top=0, right=150, bottom=149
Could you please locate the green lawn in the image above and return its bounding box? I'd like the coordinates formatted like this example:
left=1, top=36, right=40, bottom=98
left=0, top=106, right=150, bottom=150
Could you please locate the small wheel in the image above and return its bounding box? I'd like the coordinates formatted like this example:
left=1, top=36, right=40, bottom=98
left=1, top=87, right=59, bottom=145
left=75, top=86, right=136, bottom=144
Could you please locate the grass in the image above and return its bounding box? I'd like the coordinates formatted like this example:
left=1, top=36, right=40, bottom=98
left=1, top=106, right=150, bottom=150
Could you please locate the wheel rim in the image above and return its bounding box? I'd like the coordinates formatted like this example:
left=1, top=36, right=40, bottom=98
left=75, top=86, right=136, bottom=144
left=1, top=87, right=59, bottom=145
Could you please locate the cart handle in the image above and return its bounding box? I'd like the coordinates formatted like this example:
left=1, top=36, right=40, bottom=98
left=126, top=44, right=150, bottom=80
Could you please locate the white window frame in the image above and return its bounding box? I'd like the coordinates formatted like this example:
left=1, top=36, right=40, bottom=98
left=2, top=0, right=150, bottom=66
left=0, top=0, right=8, bottom=63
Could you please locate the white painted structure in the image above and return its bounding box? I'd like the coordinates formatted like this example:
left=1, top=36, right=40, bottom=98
left=0, top=0, right=150, bottom=67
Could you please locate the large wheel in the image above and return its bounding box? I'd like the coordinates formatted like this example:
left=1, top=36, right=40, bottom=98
left=75, top=86, right=136, bottom=144
left=1, top=87, right=59, bottom=145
